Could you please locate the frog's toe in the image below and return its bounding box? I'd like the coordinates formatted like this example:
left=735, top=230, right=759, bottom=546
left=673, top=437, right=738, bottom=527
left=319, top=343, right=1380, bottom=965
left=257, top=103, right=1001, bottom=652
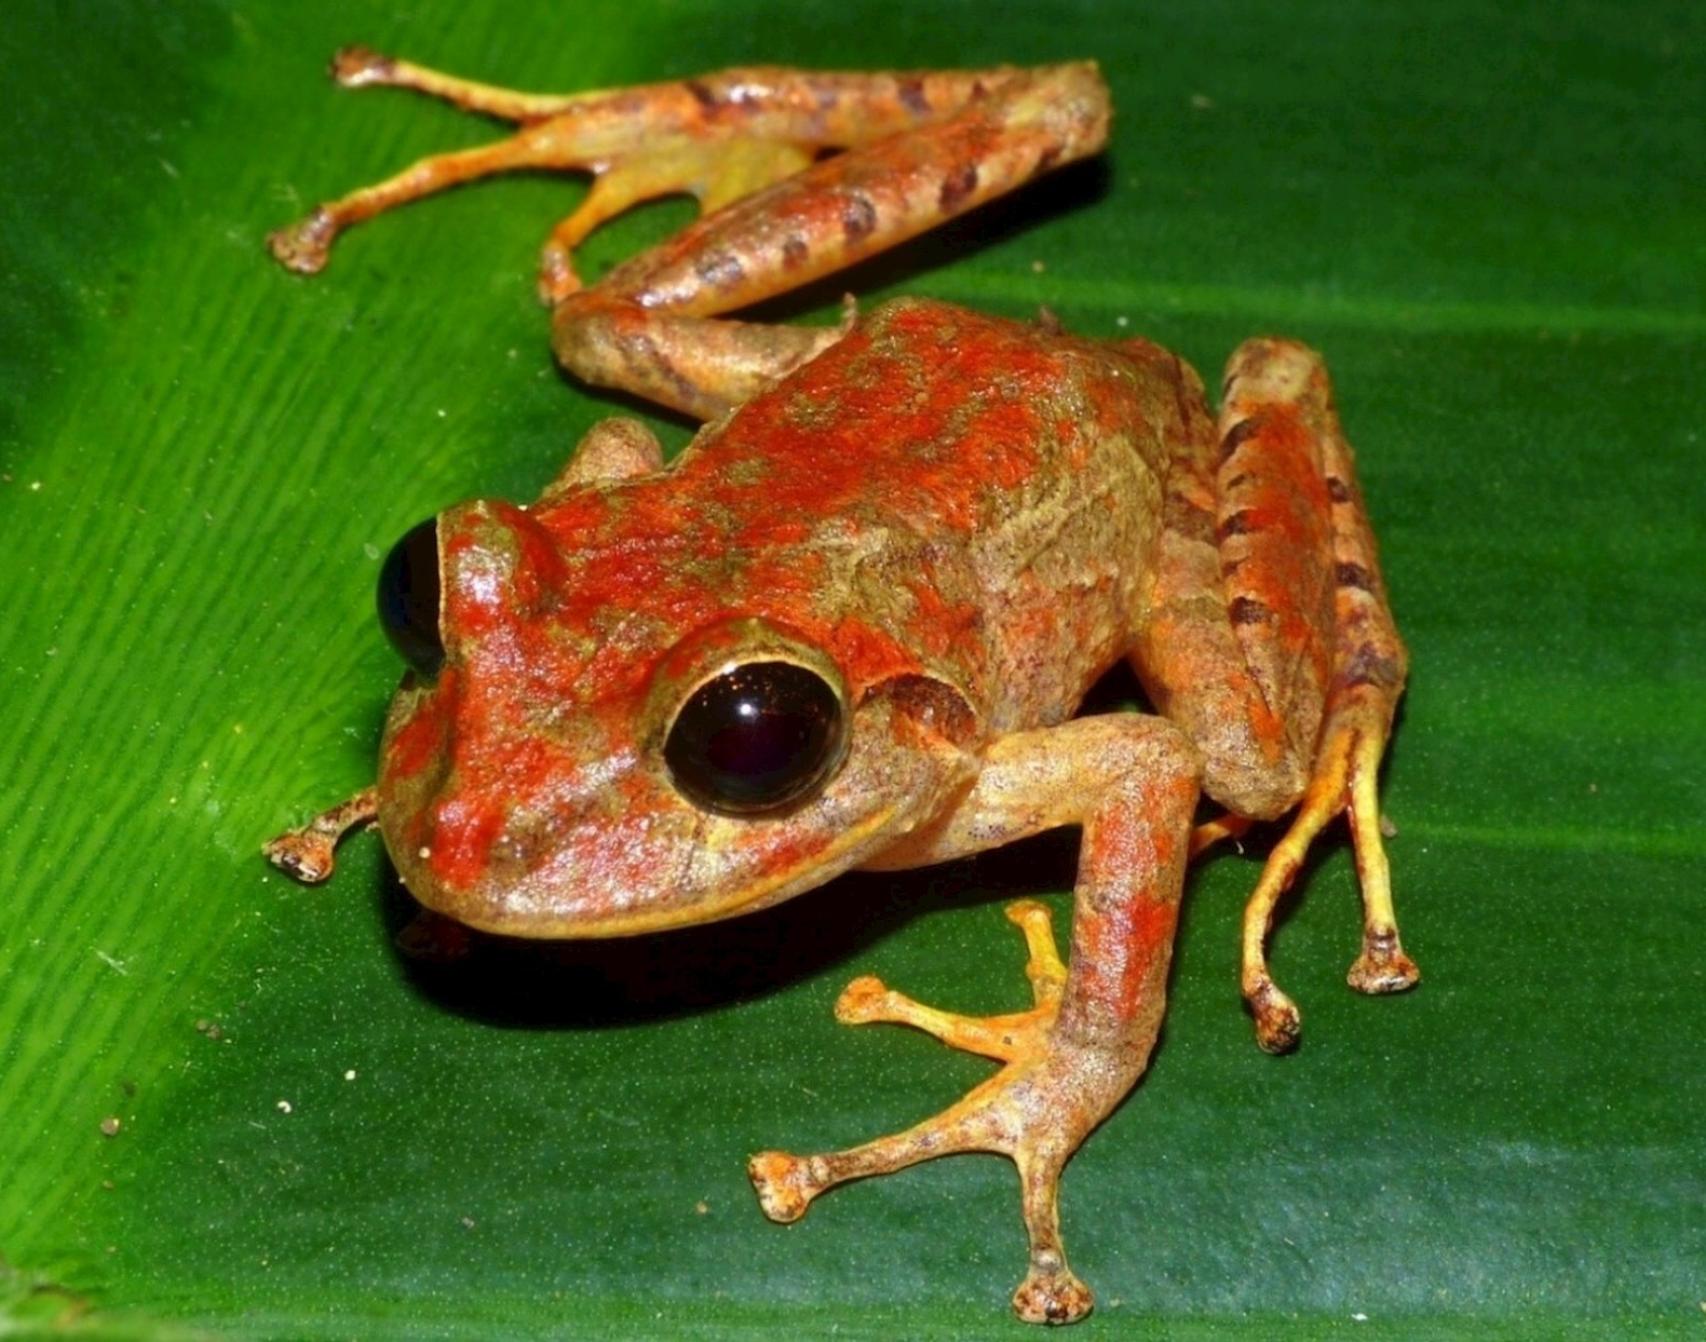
left=1246, top=976, right=1301, bottom=1055
left=330, top=44, right=394, bottom=88
left=1012, top=1259, right=1095, bottom=1326
left=1347, top=929, right=1421, bottom=995
left=832, top=974, right=890, bottom=1024
left=830, top=903, right=1066, bottom=1062
left=747, top=1150, right=819, bottom=1223
left=261, top=828, right=337, bottom=882
left=261, top=787, right=377, bottom=884
left=832, top=969, right=1052, bottom=1063
left=267, top=208, right=336, bottom=275
left=536, top=242, right=583, bottom=306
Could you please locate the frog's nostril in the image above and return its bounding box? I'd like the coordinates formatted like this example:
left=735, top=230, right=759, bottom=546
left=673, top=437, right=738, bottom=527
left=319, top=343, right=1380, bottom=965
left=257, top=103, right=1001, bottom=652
left=377, top=516, right=445, bottom=676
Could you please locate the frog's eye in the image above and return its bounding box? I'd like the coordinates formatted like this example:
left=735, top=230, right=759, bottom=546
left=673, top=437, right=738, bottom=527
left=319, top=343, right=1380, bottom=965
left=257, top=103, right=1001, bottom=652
left=664, top=661, right=847, bottom=814
left=376, top=517, right=444, bottom=677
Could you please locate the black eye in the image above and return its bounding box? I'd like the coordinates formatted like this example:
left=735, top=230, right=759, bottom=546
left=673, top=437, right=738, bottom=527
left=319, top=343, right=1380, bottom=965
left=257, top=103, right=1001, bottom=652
left=664, top=661, right=846, bottom=814
left=376, top=517, right=444, bottom=677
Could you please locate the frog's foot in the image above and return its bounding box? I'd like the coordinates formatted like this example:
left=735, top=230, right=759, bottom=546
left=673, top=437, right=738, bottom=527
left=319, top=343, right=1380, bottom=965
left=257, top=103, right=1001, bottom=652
left=261, top=786, right=378, bottom=883
left=533, top=139, right=813, bottom=305
left=749, top=900, right=1100, bottom=1325
left=833, top=899, right=1064, bottom=1060
left=268, top=54, right=826, bottom=291
left=1240, top=683, right=1419, bottom=1053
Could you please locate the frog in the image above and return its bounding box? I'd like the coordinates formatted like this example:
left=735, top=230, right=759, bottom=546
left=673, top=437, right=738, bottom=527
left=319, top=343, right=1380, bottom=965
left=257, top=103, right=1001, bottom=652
left=263, top=49, right=1418, bottom=1325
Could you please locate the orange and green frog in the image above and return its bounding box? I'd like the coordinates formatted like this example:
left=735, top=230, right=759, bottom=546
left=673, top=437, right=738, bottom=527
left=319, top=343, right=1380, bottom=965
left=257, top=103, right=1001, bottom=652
left=264, top=51, right=1418, bottom=1325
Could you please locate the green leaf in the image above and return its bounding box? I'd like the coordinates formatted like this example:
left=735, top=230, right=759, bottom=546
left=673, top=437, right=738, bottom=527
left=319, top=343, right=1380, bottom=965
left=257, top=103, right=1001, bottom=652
left=3, top=1, right=1702, bottom=1338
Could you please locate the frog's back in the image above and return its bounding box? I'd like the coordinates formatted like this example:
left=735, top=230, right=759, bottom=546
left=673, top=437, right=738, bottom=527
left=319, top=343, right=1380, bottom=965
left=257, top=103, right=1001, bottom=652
left=672, top=298, right=1196, bottom=727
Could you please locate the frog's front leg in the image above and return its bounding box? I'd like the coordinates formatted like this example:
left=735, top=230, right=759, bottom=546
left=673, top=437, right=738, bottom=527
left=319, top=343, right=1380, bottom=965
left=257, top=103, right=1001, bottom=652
left=262, top=786, right=377, bottom=882
left=749, top=715, right=1199, bottom=1325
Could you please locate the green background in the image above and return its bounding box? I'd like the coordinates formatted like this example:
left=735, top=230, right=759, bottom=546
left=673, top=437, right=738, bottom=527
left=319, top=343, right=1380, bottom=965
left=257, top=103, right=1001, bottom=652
left=3, top=0, right=1701, bottom=1337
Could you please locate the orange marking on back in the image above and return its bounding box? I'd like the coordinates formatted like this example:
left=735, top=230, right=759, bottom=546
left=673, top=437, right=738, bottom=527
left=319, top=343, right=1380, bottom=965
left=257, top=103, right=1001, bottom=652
left=690, top=302, right=1055, bottom=535
left=902, top=575, right=983, bottom=662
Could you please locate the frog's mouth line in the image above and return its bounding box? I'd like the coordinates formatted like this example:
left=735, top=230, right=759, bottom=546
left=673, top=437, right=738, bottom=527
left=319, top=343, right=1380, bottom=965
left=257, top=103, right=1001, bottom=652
left=441, top=800, right=903, bottom=940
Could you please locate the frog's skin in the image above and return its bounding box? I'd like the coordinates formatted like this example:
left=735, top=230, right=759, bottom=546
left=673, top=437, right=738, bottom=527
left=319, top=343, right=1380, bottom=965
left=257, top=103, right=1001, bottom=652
left=264, top=53, right=1417, bottom=1326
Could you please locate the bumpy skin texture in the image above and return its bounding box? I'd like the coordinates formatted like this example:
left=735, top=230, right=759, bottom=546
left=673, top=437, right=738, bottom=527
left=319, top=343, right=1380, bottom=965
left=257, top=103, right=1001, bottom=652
left=265, top=54, right=1416, bottom=1326
left=381, top=300, right=1165, bottom=935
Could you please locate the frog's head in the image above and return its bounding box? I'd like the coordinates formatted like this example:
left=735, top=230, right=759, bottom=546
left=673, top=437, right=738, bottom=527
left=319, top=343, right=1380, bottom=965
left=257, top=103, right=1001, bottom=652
left=369, top=496, right=977, bottom=937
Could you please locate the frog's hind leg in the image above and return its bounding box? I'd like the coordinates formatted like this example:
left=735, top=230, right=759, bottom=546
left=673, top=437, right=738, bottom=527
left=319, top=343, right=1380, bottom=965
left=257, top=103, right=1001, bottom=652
left=267, top=53, right=1103, bottom=315
left=553, top=62, right=1109, bottom=418
left=1220, top=340, right=1416, bottom=1051
left=1129, top=338, right=1414, bottom=1054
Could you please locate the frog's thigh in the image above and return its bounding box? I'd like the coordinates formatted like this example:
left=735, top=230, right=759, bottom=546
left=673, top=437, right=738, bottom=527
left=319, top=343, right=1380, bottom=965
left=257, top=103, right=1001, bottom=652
left=1130, top=342, right=1324, bottom=820
left=779, top=714, right=1200, bottom=1323
left=1140, top=337, right=1405, bottom=805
